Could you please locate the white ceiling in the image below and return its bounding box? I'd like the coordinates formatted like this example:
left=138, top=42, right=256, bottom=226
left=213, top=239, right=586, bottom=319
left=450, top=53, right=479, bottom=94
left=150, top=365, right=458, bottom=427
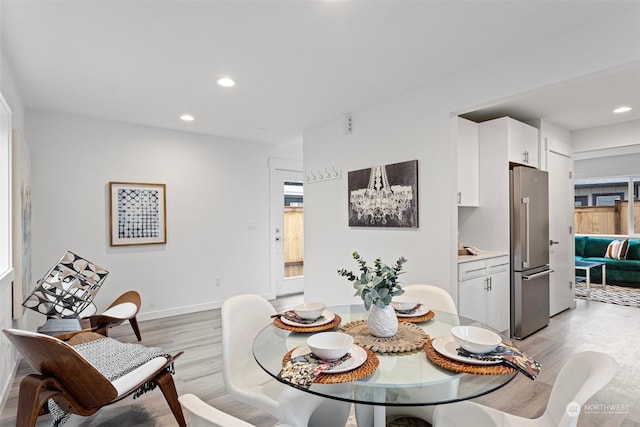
left=1, top=0, right=639, bottom=145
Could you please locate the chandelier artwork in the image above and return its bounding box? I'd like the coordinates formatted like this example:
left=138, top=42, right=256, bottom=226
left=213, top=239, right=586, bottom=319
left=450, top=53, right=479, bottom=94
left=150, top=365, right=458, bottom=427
left=348, top=160, right=418, bottom=227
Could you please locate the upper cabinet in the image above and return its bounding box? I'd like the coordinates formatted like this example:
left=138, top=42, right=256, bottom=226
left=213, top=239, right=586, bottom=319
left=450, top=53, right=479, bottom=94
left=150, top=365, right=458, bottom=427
left=456, top=117, right=479, bottom=207
left=480, top=117, right=539, bottom=168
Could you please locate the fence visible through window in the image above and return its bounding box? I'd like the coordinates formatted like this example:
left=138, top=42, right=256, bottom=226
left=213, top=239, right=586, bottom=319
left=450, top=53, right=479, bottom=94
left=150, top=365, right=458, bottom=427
left=574, top=177, right=639, bottom=235
left=284, top=181, right=303, bottom=278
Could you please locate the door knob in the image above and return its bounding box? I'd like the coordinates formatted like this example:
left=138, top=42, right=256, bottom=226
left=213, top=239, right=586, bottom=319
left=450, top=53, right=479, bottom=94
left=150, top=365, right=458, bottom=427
left=550, top=240, right=559, bottom=245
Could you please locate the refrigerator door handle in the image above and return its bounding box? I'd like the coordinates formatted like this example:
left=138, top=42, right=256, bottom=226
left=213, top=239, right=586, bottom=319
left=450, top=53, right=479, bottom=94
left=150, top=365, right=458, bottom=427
left=522, top=269, right=554, bottom=280
left=522, top=197, right=530, bottom=268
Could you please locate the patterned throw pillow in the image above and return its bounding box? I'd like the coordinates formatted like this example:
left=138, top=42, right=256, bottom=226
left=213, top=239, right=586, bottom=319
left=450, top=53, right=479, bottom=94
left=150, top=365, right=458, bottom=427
left=605, top=239, right=629, bottom=260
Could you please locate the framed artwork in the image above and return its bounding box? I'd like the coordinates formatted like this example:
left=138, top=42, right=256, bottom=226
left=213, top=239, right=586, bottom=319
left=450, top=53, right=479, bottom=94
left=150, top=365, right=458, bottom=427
left=109, top=182, right=166, bottom=246
left=348, top=159, right=418, bottom=228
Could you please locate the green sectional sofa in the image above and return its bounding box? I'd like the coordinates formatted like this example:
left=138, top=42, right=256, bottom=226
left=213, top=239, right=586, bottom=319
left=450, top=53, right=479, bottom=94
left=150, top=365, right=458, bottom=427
left=575, top=235, right=640, bottom=287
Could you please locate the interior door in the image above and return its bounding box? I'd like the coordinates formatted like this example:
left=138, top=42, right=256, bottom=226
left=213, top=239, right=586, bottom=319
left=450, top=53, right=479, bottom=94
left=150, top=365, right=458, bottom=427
left=548, top=150, right=574, bottom=316
left=270, top=167, right=304, bottom=297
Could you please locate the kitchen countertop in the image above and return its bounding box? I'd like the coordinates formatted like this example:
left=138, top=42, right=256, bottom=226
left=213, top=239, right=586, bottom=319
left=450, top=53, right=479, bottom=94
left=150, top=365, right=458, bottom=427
left=458, top=251, right=508, bottom=263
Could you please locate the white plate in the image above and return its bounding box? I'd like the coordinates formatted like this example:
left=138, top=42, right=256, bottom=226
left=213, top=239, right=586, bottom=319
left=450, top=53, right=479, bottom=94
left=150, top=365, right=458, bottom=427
left=431, top=335, right=501, bottom=365
left=280, top=310, right=336, bottom=328
left=292, top=344, right=367, bottom=373
left=395, top=305, right=429, bottom=318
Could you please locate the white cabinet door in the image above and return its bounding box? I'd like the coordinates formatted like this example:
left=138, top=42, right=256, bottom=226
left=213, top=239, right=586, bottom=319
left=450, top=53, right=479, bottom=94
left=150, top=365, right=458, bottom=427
left=458, top=275, right=486, bottom=323
left=507, top=118, right=539, bottom=168
left=456, top=117, right=479, bottom=206
left=459, top=256, right=510, bottom=333
left=486, top=257, right=510, bottom=332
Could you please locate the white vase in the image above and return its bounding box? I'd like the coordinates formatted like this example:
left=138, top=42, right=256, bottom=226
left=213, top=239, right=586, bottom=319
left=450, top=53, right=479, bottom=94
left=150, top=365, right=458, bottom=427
left=367, top=304, right=398, bottom=337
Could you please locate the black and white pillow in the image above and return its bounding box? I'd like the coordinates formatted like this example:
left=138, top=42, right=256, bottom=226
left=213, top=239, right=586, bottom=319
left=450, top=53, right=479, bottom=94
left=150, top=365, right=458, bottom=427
left=605, top=239, right=629, bottom=260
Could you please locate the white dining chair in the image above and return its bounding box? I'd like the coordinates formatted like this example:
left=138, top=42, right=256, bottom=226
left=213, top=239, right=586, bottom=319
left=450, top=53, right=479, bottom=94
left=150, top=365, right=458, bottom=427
left=179, top=393, right=294, bottom=427
left=432, top=351, right=618, bottom=427
left=221, top=294, right=351, bottom=427
left=357, top=284, right=459, bottom=426
left=402, top=284, right=458, bottom=315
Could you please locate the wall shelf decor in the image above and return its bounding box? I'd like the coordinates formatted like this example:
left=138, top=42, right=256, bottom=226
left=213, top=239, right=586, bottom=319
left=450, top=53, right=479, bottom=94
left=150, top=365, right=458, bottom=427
left=109, top=182, right=166, bottom=246
left=348, top=160, right=418, bottom=228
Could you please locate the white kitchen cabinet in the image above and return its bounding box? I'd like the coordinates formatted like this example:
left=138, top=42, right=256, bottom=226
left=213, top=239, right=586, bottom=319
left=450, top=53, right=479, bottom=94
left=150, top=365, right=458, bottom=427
left=480, top=117, right=539, bottom=168
left=458, top=255, right=510, bottom=333
left=456, top=117, right=479, bottom=206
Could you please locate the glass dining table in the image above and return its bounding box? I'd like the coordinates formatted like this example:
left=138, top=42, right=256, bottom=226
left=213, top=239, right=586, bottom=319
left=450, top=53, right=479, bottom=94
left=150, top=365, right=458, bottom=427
left=253, top=304, right=517, bottom=427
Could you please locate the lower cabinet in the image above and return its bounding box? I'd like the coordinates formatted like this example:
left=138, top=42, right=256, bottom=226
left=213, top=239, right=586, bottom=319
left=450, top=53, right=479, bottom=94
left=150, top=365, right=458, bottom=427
left=458, top=255, right=510, bottom=333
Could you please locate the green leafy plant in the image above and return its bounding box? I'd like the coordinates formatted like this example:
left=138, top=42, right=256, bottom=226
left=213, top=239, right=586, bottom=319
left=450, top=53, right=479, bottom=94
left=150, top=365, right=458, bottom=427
left=338, top=251, right=407, bottom=310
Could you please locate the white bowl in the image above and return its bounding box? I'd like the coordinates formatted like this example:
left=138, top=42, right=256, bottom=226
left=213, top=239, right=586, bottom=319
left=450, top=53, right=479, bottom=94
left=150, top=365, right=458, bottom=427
left=293, top=302, right=326, bottom=320
left=306, top=332, right=354, bottom=361
left=450, top=325, right=501, bottom=354
left=391, top=296, right=418, bottom=311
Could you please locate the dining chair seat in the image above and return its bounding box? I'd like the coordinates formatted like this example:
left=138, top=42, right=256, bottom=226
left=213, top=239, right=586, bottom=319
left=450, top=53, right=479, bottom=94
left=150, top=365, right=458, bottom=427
left=432, top=351, right=618, bottom=427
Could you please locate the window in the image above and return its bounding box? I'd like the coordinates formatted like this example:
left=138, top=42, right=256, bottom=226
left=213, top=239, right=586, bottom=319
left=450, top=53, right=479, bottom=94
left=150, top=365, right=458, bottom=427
left=574, top=195, right=588, bottom=207
left=593, top=192, right=624, bottom=206
left=283, top=181, right=303, bottom=278
left=574, top=177, right=639, bottom=236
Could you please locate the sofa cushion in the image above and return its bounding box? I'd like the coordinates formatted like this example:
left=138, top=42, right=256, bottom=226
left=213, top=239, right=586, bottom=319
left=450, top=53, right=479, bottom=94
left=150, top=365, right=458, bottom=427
left=575, top=236, right=588, bottom=257
left=626, top=240, right=640, bottom=260
left=583, top=237, right=614, bottom=258
left=605, top=239, right=629, bottom=260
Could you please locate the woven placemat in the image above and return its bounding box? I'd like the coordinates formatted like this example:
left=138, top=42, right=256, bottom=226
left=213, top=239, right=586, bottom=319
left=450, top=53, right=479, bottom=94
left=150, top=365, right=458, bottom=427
left=273, top=314, right=342, bottom=332
left=424, top=339, right=516, bottom=375
left=339, top=320, right=429, bottom=353
left=282, top=346, right=379, bottom=384
left=397, top=310, right=435, bottom=323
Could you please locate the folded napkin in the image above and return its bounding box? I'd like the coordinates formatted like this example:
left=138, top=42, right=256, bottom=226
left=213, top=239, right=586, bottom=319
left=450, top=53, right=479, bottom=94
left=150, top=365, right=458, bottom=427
left=457, top=343, right=542, bottom=380
left=272, top=310, right=324, bottom=324
left=394, top=303, right=423, bottom=315
left=278, top=351, right=352, bottom=389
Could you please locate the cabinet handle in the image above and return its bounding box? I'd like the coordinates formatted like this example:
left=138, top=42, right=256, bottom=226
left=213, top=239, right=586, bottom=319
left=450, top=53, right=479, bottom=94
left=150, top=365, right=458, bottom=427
left=489, top=276, right=492, bottom=291
left=483, top=277, right=488, bottom=291
left=457, top=192, right=461, bottom=205
left=523, top=150, right=529, bottom=163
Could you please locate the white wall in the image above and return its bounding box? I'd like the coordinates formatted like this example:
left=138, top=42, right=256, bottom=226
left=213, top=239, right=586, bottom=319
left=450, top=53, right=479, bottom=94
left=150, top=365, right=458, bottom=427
left=303, top=7, right=640, bottom=308
left=0, top=34, right=27, bottom=411
left=573, top=119, right=640, bottom=154
left=573, top=119, right=640, bottom=179
left=24, top=110, right=278, bottom=329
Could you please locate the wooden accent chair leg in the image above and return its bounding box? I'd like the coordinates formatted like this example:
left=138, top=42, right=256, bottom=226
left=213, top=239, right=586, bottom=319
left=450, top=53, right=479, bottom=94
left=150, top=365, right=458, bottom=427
left=154, top=370, right=186, bottom=427
left=17, top=375, right=60, bottom=427
left=129, top=316, right=142, bottom=341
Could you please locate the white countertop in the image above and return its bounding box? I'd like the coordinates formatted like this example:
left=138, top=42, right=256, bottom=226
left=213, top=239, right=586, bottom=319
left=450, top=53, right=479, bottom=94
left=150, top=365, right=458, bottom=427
left=458, top=251, right=508, bottom=263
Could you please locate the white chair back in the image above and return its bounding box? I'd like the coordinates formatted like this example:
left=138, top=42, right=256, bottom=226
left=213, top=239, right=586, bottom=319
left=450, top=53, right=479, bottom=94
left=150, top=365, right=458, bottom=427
left=179, top=393, right=256, bottom=427
left=403, top=284, right=457, bottom=314
left=221, top=294, right=275, bottom=391
left=544, top=351, right=618, bottom=427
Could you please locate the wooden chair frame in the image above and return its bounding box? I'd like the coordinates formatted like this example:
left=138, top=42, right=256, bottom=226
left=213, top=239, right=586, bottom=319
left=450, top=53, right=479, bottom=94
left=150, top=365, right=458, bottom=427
left=3, top=329, right=185, bottom=427
left=87, top=290, right=142, bottom=340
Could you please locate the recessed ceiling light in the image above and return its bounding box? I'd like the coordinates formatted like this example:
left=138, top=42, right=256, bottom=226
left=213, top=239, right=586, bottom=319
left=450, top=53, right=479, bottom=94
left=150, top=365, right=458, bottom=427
left=180, top=114, right=195, bottom=122
left=613, top=106, right=632, bottom=114
left=217, top=77, right=236, bottom=87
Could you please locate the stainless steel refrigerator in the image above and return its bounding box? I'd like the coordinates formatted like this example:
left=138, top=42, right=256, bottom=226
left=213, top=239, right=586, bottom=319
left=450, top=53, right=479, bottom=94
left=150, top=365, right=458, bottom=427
left=510, top=166, right=552, bottom=339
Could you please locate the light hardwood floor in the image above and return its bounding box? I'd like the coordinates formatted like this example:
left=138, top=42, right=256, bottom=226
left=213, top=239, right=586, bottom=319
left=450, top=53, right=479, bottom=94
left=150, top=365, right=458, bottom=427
left=1, top=295, right=638, bottom=426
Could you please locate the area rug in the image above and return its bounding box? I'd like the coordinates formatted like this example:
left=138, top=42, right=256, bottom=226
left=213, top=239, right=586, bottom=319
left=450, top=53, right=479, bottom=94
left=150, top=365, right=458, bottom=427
left=575, top=283, right=640, bottom=308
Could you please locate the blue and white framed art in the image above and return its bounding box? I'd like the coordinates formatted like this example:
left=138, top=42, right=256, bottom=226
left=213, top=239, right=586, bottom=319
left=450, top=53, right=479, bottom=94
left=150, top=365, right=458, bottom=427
left=109, top=182, right=166, bottom=246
